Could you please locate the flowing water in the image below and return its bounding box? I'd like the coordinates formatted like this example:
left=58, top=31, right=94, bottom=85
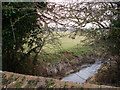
left=61, top=61, right=102, bottom=83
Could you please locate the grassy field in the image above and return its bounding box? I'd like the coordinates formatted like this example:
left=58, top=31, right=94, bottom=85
left=43, top=31, right=88, bottom=53
left=60, top=36, right=86, bottom=49
left=35, top=32, right=94, bottom=64
left=23, top=31, right=93, bottom=62
left=22, top=31, right=94, bottom=66
left=43, top=31, right=89, bottom=53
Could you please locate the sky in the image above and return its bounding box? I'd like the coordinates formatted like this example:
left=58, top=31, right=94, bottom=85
left=45, top=1, right=93, bottom=28
left=47, top=0, right=119, bottom=2
left=39, top=0, right=111, bottom=29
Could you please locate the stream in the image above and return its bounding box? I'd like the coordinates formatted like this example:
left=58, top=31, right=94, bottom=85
left=61, top=61, right=102, bottom=83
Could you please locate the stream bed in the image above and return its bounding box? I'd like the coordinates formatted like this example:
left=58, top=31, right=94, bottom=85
left=61, top=61, right=102, bottom=83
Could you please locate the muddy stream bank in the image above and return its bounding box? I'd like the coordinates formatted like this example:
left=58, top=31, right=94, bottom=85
left=35, top=52, right=107, bottom=81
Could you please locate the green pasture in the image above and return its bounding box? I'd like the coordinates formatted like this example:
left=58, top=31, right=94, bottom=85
left=39, top=35, right=93, bottom=64
left=43, top=33, right=90, bottom=54
left=23, top=31, right=94, bottom=64
left=23, top=31, right=93, bottom=55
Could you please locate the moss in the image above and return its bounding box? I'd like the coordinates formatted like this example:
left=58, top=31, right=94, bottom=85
left=76, top=86, right=84, bottom=89
left=21, top=76, right=26, bottom=81
left=13, top=81, right=23, bottom=88
left=63, top=82, right=68, bottom=88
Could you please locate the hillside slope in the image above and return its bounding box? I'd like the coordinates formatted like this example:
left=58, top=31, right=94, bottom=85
left=1, top=71, right=119, bottom=89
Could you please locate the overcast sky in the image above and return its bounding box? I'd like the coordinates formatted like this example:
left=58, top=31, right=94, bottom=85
left=47, top=0, right=119, bottom=2
left=38, top=1, right=111, bottom=29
